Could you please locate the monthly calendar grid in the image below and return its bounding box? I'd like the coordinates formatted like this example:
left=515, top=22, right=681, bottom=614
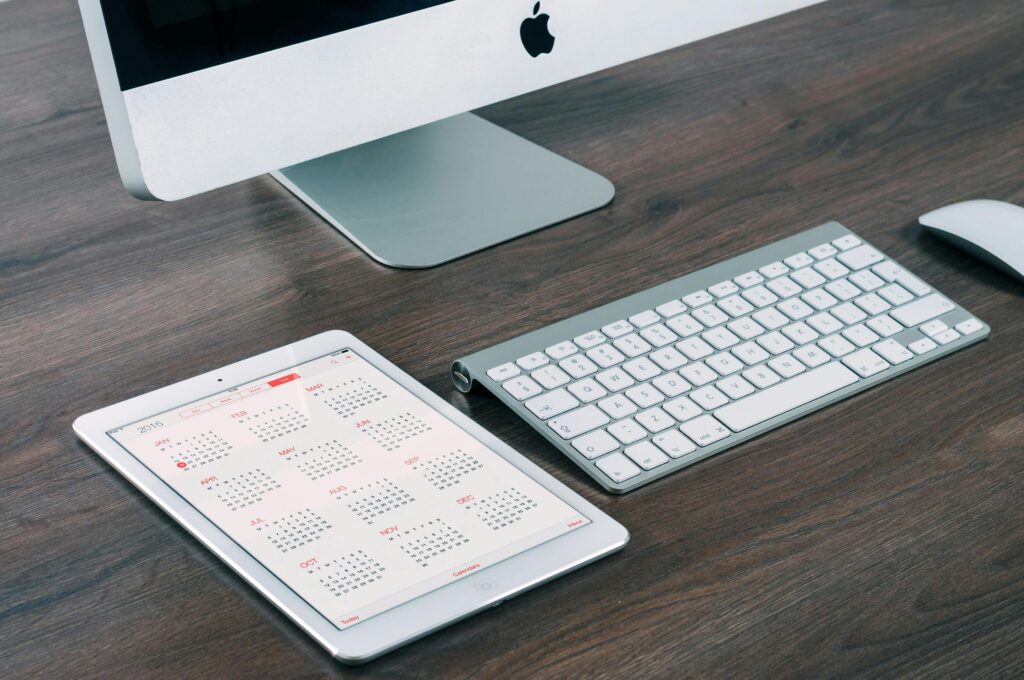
left=282, top=439, right=362, bottom=480
left=466, top=488, right=539, bottom=531
left=341, top=479, right=415, bottom=525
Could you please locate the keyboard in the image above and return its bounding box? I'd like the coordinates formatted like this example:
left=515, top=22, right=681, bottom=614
left=451, top=222, right=989, bottom=493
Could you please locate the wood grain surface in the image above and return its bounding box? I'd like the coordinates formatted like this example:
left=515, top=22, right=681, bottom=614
left=2, top=0, right=1023, bottom=677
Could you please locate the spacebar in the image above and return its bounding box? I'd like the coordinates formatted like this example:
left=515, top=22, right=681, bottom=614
left=714, top=363, right=860, bottom=432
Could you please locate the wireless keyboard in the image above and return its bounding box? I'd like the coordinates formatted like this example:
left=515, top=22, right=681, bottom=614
left=452, top=223, right=989, bottom=493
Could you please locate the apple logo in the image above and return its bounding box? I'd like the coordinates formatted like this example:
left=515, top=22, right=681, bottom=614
left=520, top=2, right=555, bottom=58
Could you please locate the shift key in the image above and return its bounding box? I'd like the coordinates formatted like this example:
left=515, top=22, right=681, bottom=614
left=890, top=293, right=955, bottom=327
left=547, top=405, right=610, bottom=439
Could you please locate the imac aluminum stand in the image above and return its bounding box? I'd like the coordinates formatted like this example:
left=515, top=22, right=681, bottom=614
left=271, top=113, right=615, bottom=268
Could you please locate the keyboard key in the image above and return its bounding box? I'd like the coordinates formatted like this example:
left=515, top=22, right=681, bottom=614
left=742, top=365, right=781, bottom=388
left=560, top=354, right=599, bottom=379
left=587, top=344, right=626, bottom=368
left=792, top=344, right=830, bottom=367
left=842, top=324, right=880, bottom=348
left=680, top=362, right=718, bottom=386
left=488, top=363, right=520, bottom=381
left=768, top=354, right=806, bottom=378
left=602, top=320, right=634, bottom=338
left=636, top=407, right=675, bottom=433
left=837, top=244, right=884, bottom=270
left=825, top=278, right=861, bottom=301
left=909, top=337, right=938, bottom=354
left=842, top=348, right=890, bottom=377
left=831, top=302, right=867, bottom=325
left=548, top=405, right=610, bottom=439
left=692, top=305, right=729, bottom=328
left=782, top=322, right=820, bottom=345
left=832, top=234, right=861, bottom=250
left=933, top=328, right=961, bottom=345
left=639, top=323, right=679, bottom=347
left=545, top=341, right=578, bottom=360
left=872, top=262, right=930, bottom=296
left=595, top=453, right=641, bottom=483
left=757, top=331, right=795, bottom=355
left=653, top=430, right=697, bottom=458
left=791, top=267, right=827, bottom=289
left=809, top=243, right=838, bottom=259
left=807, top=312, right=843, bottom=335
left=613, top=333, right=653, bottom=358
left=525, top=389, right=580, bottom=419
left=502, top=376, right=543, bottom=400
left=849, top=270, right=884, bottom=292
left=735, top=271, right=765, bottom=288
left=594, top=368, right=635, bottom=392
left=532, top=365, right=571, bottom=389
left=890, top=294, right=955, bottom=327
left=819, top=334, right=856, bottom=358
left=676, top=337, right=715, bottom=360
left=759, top=261, right=790, bottom=278
left=709, top=280, right=740, bottom=297
left=713, top=362, right=859, bottom=431
left=608, top=418, right=647, bottom=444
left=683, top=290, right=713, bottom=307
left=956, top=318, right=984, bottom=335
left=681, top=415, right=732, bottom=446
left=872, top=339, right=913, bottom=365
left=801, top=288, right=839, bottom=311
left=752, top=308, right=789, bottom=330
left=662, top=396, right=703, bottom=422
left=732, top=341, right=770, bottom=365
left=741, top=285, right=780, bottom=308
left=705, top=352, right=744, bottom=376
left=718, top=295, right=755, bottom=317
left=690, top=386, right=730, bottom=409
left=629, top=309, right=661, bottom=328
left=665, top=314, right=704, bottom=337
left=517, top=352, right=549, bottom=370
left=567, top=378, right=607, bottom=403
left=813, top=258, right=850, bottom=280
left=624, top=441, right=670, bottom=469
left=574, top=330, right=606, bottom=349
left=649, top=347, right=688, bottom=371
left=728, top=317, right=766, bottom=340
left=854, top=293, right=890, bottom=316
left=598, top=395, right=638, bottom=419
left=655, top=300, right=688, bottom=318
left=877, top=283, right=914, bottom=306
left=777, top=298, right=814, bottom=320
left=625, top=385, right=664, bottom=408
left=766, top=276, right=802, bottom=299
left=651, top=372, right=691, bottom=397
left=703, top=327, right=741, bottom=350
left=623, top=357, right=661, bottom=381
left=717, top=375, right=755, bottom=399
left=919, top=320, right=948, bottom=338
left=784, top=251, right=814, bottom=268
left=572, top=430, right=619, bottom=459
left=866, top=314, right=902, bottom=338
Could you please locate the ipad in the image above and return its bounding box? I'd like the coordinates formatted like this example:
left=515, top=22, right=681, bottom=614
left=74, top=331, right=628, bottom=663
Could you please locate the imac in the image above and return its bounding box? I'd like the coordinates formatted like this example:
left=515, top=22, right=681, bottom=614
left=79, top=0, right=823, bottom=267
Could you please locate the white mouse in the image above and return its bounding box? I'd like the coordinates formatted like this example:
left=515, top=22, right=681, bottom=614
left=919, top=199, right=1024, bottom=283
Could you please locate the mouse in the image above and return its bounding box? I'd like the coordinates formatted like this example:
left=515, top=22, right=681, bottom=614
left=919, top=199, right=1024, bottom=284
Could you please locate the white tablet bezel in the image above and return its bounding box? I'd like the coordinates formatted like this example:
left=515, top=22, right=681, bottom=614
left=73, top=330, right=628, bottom=663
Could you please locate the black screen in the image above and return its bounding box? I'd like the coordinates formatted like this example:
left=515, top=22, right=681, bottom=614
left=99, top=0, right=455, bottom=91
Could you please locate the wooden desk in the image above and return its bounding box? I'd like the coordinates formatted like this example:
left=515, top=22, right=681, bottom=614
left=2, top=0, right=1023, bottom=676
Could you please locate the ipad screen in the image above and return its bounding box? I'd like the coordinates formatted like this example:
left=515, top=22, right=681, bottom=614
left=108, top=348, right=589, bottom=628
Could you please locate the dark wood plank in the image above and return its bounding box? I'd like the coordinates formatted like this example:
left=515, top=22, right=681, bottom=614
left=2, top=0, right=1023, bottom=676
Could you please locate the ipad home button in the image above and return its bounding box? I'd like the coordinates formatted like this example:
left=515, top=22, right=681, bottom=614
left=475, top=579, right=496, bottom=593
